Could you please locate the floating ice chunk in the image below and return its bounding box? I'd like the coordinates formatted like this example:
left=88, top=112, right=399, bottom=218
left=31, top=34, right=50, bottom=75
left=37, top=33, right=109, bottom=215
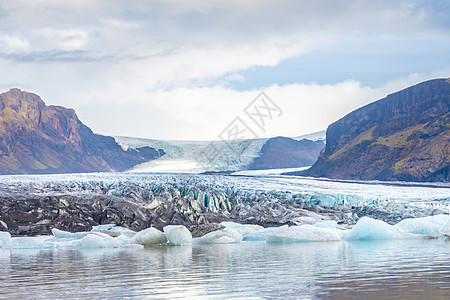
left=441, top=217, right=450, bottom=238
left=80, top=234, right=105, bottom=248
left=395, top=215, right=450, bottom=238
left=79, top=233, right=121, bottom=248
left=243, top=225, right=288, bottom=241
left=347, top=217, right=416, bottom=240
left=0, top=232, right=11, bottom=248
left=196, top=228, right=243, bottom=244
left=10, top=237, right=48, bottom=249
left=220, top=222, right=263, bottom=237
left=163, top=225, right=192, bottom=245
left=130, top=227, right=167, bottom=246
left=52, top=228, right=87, bottom=240
left=265, top=225, right=341, bottom=243
left=292, top=216, right=317, bottom=225
left=91, top=224, right=136, bottom=237
left=314, top=220, right=338, bottom=229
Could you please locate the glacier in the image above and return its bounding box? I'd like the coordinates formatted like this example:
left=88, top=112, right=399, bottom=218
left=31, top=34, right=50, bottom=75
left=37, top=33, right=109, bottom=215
left=0, top=172, right=448, bottom=248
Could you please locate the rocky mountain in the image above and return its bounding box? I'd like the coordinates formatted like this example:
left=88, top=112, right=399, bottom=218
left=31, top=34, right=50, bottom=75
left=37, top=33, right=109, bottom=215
left=0, top=88, right=163, bottom=174
left=248, top=137, right=324, bottom=170
left=296, top=78, right=449, bottom=182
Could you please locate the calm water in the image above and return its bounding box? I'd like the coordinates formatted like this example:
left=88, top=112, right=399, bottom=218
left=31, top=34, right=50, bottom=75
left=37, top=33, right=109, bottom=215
left=0, top=240, right=449, bottom=299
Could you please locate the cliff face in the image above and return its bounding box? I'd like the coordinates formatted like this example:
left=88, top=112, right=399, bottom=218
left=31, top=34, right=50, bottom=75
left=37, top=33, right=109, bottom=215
left=248, top=137, right=324, bottom=170
left=0, top=88, right=162, bottom=174
left=302, top=78, right=449, bottom=182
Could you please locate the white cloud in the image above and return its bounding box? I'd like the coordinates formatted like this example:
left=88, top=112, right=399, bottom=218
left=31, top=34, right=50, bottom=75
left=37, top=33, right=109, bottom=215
left=0, top=1, right=448, bottom=140
left=63, top=72, right=447, bottom=140
left=37, top=28, right=88, bottom=51
left=100, top=18, right=140, bottom=29
left=0, top=35, right=29, bottom=53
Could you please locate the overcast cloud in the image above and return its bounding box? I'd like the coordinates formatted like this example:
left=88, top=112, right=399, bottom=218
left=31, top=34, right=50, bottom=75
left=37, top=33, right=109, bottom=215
left=0, top=0, right=448, bottom=140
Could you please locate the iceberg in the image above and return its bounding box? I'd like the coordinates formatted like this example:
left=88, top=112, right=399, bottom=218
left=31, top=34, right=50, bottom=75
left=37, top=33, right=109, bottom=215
left=163, top=225, right=192, bottom=245
left=52, top=228, right=88, bottom=240
left=313, top=220, right=338, bottom=229
left=220, top=222, right=263, bottom=237
left=346, top=217, right=419, bottom=240
left=265, top=225, right=341, bottom=243
left=0, top=231, right=11, bottom=248
left=10, top=237, right=48, bottom=249
left=243, top=225, right=288, bottom=241
left=196, top=228, right=243, bottom=244
left=79, top=233, right=121, bottom=248
left=130, top=227, right=167, bottom=246
left=91, top=224, right=136, bottom=237
left=395, top=215, right=450, bottom=238
left=441, top=217, right=450, bottom=238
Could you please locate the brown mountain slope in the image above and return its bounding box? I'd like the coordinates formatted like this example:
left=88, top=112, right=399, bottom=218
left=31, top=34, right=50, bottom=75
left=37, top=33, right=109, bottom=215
left=298, top=78, right=449, bottom=182
left=0, top=88, right=163, bottom=174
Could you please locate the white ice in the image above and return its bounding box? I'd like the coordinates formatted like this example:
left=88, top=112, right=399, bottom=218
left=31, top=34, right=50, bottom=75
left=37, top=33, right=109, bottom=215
left=346, top=217, right=418, bottom=240
left=243, top=225, right=288, bottom=241
left=395, top=215, right=450, bottom=238
left=163, top=225, right=192, bottom=245
left=195, top=228, right=243, bottom=244
left=0, top=231, right=11, bottom=248
left=265, top=225, right=342, bottom=243
left=220, top=222, right=264, bottom=237
left=130, top=227, right=168, bottom=246
left=79, top=233, right=121, bottom=248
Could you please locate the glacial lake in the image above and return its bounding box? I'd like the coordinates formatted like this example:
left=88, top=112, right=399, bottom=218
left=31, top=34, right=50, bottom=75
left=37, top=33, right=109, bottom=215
left=1, top=240, right=449, bottom=299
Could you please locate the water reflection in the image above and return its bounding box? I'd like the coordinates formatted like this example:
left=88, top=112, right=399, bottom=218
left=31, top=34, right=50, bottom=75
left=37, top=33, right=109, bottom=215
left=0, top=240, right=449, bottom=299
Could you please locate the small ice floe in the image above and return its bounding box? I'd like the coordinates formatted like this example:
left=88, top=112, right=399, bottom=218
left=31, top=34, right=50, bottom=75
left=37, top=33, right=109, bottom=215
left=220, top=222, right=263, bottom=237
left=52, top=228, right=88, bottom=240
left=346, top=217, right=422, bottom=240
left=243, top=225, right=288, bottom=241
left=395, top=215, right=450, bottom=239
left=91, top=224, right=136, bottom=238
left=79, top=233, right=122, bottom=249
left=0, top=231, right=11, bottom=248
left=265, top=225, right=341, bottom=243
left=129, top=227, right=167, bottom=246
left=195, top=228, right=243, bottom=244
left=163, top=225, right=192, bottom=245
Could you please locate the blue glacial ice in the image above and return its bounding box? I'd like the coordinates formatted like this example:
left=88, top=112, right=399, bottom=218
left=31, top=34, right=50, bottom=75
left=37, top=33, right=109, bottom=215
left=346, top=217, right=423, bottom=240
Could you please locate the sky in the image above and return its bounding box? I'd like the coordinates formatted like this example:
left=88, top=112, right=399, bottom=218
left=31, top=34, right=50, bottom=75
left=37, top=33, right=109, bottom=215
left=0, top=0, right=449, bottom=141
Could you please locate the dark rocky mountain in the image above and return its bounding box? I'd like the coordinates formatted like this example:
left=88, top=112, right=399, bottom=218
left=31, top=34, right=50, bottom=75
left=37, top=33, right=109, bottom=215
left=0, top=88, right=163, bottom=174
left=294, top=78, right=449, bottom=182
left=248, top=136, right=324, bottom=170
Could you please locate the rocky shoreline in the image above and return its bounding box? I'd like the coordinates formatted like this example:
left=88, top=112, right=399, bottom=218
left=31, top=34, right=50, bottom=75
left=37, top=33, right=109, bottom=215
left=1, top=174, right=448, bottom=236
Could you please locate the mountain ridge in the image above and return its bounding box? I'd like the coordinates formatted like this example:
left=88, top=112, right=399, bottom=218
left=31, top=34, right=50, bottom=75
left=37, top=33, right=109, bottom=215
left=0, top=88, right=162, bottom=174
left=294, top=78, right=449, bottom=182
